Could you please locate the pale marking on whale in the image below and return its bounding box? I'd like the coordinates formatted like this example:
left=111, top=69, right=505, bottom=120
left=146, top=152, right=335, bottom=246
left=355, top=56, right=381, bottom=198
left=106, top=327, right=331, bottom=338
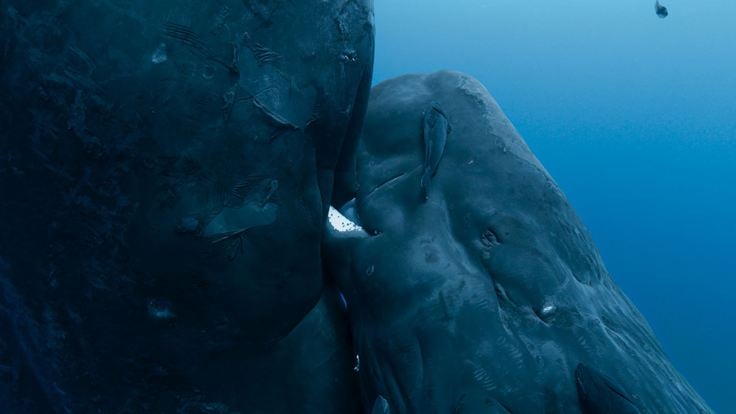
left=542, top=304, right=556, bottom=316
left=328, top=206, right=364, bottom=232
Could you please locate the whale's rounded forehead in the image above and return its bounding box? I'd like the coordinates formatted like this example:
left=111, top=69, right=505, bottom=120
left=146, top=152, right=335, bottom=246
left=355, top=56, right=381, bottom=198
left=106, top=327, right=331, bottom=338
left=367, top=70, right=496, bottom=121
left=355, top=72, right=590, bottom=264
left=363, top=71, right=541, bottom=167
left=358, top=71, right=552, bottom=212
left=364, top=72, right=467, bottom=147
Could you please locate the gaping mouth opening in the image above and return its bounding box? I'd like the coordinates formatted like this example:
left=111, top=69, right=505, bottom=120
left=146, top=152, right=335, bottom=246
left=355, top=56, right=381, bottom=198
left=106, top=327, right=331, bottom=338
left=327, top=205, right=364, bottom=233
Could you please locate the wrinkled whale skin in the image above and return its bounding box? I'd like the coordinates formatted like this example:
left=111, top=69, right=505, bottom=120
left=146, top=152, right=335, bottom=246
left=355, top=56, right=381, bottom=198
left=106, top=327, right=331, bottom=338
left=0, top=1, right=373, bottom=412
left=327, top=71, right=711, bottom=414
left=576, top=364, right=641, bottom=414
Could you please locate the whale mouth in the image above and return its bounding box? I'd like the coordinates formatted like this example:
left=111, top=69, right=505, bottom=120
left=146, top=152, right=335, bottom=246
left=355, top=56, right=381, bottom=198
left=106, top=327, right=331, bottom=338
left=327, top=206, right=364, bottom=233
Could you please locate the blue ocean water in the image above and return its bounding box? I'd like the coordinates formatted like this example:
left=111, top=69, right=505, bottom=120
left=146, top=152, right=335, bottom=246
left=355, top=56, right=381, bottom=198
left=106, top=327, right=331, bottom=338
left=373, top=0, right=736, bottom=411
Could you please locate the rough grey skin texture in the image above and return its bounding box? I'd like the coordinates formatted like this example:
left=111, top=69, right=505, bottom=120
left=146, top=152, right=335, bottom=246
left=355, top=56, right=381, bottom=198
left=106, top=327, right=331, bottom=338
left=326, top=72, right=711, bottom=414
left=0, top=1, right=373, bottom=412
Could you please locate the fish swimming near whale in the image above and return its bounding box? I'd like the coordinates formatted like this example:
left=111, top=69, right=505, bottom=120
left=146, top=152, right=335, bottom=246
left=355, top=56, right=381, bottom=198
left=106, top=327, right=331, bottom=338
left=420, top=104, right=450, bottom=201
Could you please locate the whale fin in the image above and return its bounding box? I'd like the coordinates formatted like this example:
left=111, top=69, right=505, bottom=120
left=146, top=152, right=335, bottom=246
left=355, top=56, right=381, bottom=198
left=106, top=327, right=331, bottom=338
left=575, top=364, right=640, bottom=414
left=420, top=104, right=450, bottom=201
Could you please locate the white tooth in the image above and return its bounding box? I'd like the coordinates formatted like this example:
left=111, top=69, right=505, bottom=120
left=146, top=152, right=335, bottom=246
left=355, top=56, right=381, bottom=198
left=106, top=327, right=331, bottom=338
left=328, top=206, right=364, bottom=232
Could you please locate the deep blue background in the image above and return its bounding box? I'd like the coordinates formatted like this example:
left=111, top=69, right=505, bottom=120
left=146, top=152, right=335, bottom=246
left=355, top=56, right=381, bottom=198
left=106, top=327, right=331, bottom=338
left=373, top=0, right=736, bottom=411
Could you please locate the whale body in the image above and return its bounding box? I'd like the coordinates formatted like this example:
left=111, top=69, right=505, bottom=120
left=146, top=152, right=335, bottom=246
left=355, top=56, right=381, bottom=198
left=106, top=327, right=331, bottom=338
left=326, top=71, right=711, bottom=413
left=0, top=1, right=373, bottom=412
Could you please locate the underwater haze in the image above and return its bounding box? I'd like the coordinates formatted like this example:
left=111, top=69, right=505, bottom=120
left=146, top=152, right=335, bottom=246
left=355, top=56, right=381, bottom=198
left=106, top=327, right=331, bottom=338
left=373, top=0, right=736, bottom=412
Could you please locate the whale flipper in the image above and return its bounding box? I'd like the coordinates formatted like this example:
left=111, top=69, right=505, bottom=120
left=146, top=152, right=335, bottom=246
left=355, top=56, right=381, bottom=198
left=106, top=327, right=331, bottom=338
left=420, top=104, right=450, bottom=200
left=575, top=364, right=641, bottom=414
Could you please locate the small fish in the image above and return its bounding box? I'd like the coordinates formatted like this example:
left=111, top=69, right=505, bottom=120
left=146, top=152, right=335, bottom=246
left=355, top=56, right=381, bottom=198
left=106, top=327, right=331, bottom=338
left=655, top=1, right=668, bottom=18
left=420, top=103, right=451, bottom=201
